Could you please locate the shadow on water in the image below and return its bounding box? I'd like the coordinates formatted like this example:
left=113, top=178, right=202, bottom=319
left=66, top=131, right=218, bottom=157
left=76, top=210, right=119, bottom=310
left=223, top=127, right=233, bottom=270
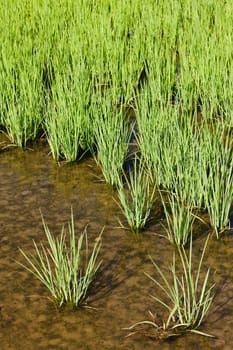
left=0, top=134, right=233, bottom=349
left=86, top=256, right=133, bottom=304
left=229, top=202, right=233, bottom=228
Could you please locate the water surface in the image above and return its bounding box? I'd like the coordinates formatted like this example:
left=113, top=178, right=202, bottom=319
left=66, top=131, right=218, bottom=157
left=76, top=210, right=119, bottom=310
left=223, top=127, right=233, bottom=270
left=0, top=136, right=233, bottom=350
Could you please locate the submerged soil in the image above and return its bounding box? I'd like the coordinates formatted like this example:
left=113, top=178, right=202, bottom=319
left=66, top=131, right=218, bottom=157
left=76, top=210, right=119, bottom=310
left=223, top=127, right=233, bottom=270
left=0, top=135, right=233, bottom=350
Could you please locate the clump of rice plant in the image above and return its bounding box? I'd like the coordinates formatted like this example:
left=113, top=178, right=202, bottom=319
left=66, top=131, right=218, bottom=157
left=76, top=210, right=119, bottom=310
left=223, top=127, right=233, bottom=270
left=18, top=210, right=102, bottom=307
left=160, top=191, right=194, bottom=247
left=203, top=164, right=233, bottom=239
left=126, top=236, right=215, bottom=338
left=45, top=68, right=93, bottom=162
left=116, top=159, right=156, bottom=233
left=92, top=96, right=131, bottom=188
left=135, top=88, right=206, bottom=209
left=1, top=62, right=44, bottom=147
left=202, top=127, right=233, bottom=238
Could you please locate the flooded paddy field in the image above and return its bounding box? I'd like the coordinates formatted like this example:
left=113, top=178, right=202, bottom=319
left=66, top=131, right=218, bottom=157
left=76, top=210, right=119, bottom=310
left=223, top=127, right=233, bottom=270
left=0, top=136, right=233, bottom=350
left=1, top=1, right=233, bottom=348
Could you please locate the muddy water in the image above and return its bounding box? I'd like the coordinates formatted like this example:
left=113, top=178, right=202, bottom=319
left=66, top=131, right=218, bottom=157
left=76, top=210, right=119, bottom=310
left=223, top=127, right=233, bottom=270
left=0, top=137, right=233, bottom=350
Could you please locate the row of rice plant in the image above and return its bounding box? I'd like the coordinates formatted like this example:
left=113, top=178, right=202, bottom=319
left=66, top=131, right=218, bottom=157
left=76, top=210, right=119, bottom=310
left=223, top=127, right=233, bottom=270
left=117, top=0, right=232, bottom=333
left=0, top=0, right=145, bottom=150
left=135, top=82, right=233, bottom=239
left=2, top=1, right=232, bottom=149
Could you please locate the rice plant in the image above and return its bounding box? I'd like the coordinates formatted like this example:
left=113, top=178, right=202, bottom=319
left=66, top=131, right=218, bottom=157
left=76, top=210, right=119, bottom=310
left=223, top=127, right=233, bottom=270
left=134, top=78, right=177, bottom=188
left=45, top=65, right=93, bottom=162
left=160, top=191, right=194, bottom=247
left=0, top=61, right=44, bottom=147
left=126, top=236, right=215, bottom=338
left=92, top=95, right=131, bottom=187
left=202, top=126, right=233, bottom=238
left=116, top=159, right=156, bottom=233
left=135, top=87, right=205, bottom=209
left=0, top=0, right=232, bottom=158
left=18, top=210, right=102, bottom=307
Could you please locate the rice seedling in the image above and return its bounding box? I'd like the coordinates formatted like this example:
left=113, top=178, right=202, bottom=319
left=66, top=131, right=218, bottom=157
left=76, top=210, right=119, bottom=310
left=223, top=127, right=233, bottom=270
left=160, top=191, right=195, bottom=247
left=116, top=159, right=156, bottom=233
left=135, top=87, right=206, bottom=209
left=135, top=88, right=178, bottom=188
left=0, top=0, right=232, bottom=153
left=91, top=95, right=131, bottom=187
left=45, top=66, right=94, bottom=162
left=201, top=125, right=233, bottom=238
left=0, top=59, right=44, bottom=147
left=18, top=210, right=102, bottom=307
left=0, top=1, right=50, bottom=147
left=126, top=235, right=215, bottom=338
left=204, top=166, right=233, bottom=239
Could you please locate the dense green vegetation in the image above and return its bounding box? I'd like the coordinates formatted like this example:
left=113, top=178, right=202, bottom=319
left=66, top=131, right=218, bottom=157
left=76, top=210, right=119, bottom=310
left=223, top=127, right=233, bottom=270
left=1, top=0, right=232, bottom=338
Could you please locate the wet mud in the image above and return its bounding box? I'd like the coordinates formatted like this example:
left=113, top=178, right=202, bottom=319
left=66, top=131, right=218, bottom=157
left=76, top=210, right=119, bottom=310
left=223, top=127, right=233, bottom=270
left=0, top=135, right=233, bottom=350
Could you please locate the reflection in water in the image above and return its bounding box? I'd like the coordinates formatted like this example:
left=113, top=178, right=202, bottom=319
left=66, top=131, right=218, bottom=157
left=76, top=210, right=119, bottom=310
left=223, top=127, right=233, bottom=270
left=0, top=137, right=233, bottom=349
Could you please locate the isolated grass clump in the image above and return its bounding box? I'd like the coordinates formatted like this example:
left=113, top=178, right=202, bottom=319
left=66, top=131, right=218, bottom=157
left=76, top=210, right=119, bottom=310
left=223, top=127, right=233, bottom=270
left=116, top=159, right=156, bottom=233
left=126, top=236, right=215, bottom=339
left=19, top=210, right=102, bottom=307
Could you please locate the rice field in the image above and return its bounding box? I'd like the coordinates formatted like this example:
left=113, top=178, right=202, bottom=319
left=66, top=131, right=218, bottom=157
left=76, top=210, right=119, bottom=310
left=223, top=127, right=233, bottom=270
left=0, top=0, right=233, bottom=348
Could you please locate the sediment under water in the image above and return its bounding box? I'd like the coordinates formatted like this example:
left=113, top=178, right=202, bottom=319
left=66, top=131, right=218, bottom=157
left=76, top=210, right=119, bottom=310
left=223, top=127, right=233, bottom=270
left=0, top=136, right=233, bottom=350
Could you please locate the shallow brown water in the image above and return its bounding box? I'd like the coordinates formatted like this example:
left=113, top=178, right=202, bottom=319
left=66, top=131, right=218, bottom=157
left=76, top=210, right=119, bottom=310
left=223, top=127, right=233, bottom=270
left=0, top=136, right=233, bottom=350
